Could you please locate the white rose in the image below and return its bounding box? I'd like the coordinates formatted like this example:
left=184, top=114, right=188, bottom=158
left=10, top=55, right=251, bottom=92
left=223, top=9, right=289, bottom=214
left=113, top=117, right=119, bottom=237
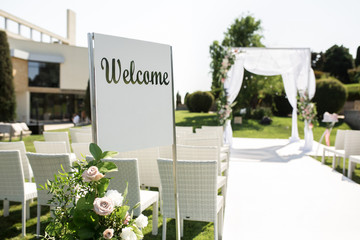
left=120, top=227, right=137, bottom=240
left=105, top=189, right=123, bottom=207
left=82, top=166, right=104, bottom=182
left=93, top=197, right=114, bottom=216
left=135, top=214, right=148, bottom=228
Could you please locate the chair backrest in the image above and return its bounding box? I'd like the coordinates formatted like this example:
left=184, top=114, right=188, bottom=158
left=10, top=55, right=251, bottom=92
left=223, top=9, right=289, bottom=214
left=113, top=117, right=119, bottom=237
left=344, top=130, right=360, bottom=157
left=0, top=141, right=33, bottom=181
left=0, top=150, right=25, bottom=202
left=334, top=129, right=346, bottom=149
left=175, top=126, right=193, bottom=135
left=71, top=142, right=91, bottom=160
left=74, top=132, right=92, bottom=143
left=43, top=132, right=71, bottom=153
left=159, top=145, right=220, bottom=174
left=157, top=158, right=218, bottom=222
left=69, top=127, right=92, bottom=143
left=26, top=153, right=72, bottom=205
left=34, top=141, right=67, bottom=154
left=102, top=158, right=141, bottom=216
left=198, top=126, right=224, bottom=146
left=178, top=136, right=221, bottom=149
left=115, top=147, right=160, bottom=188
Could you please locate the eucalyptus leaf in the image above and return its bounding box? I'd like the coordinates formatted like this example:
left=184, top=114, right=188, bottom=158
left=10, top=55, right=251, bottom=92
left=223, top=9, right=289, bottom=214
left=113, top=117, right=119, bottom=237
left=99, top=161, right=118, bottom=173
left=89, top=143, right=102, bottom=161
left=101, top=150, right=119, bottom=159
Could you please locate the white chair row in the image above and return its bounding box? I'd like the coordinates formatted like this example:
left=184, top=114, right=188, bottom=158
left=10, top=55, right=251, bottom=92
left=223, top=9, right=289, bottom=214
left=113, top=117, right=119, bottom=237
left=322, top=130, right=360, bottom=177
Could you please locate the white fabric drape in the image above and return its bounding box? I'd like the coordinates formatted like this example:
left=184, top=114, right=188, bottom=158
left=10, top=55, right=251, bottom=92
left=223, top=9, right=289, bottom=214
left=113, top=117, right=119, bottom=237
left=223, top=48, right=315, bottom=147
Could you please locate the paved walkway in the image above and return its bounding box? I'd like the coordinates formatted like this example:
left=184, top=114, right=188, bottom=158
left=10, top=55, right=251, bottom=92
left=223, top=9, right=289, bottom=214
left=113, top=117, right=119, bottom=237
left=223, top=138, right=360, bottom=240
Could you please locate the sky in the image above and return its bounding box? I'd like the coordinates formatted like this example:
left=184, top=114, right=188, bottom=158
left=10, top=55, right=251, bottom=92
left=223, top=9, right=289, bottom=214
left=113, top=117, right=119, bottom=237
left=1, top=0, right=359, bottom=98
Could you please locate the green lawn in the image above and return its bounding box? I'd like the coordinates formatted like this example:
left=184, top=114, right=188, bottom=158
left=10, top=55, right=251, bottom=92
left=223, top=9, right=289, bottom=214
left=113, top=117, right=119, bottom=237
left=0, top=111, right=356, bottom=239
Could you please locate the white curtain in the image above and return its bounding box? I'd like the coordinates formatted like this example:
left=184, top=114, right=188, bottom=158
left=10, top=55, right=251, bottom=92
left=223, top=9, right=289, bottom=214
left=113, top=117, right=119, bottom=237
left=223, top=48, right=315, bottom=146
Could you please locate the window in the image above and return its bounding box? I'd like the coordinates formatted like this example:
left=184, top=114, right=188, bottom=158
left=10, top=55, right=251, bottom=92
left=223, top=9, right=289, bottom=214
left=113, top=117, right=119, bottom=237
left=28, top=61, right=60, bottom=88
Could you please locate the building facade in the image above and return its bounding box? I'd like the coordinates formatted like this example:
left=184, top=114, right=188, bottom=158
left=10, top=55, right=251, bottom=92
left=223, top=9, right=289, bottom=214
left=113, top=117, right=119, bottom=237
left=1, top=9, right=88, bottom=124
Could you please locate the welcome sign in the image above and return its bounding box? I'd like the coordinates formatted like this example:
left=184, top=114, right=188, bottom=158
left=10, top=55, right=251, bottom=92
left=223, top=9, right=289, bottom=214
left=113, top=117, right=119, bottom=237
left=90, top=33, right=174, bottom=152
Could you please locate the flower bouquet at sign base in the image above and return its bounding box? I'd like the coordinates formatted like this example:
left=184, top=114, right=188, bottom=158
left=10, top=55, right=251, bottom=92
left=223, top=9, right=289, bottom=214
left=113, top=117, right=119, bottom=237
left=42, top=143, right=148, bottom=240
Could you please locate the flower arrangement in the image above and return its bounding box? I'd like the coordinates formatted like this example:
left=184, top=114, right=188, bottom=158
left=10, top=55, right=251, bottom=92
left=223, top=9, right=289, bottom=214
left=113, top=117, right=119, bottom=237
left=42, top=143, right=147, bottom=240
left=297, top=91, right=318, bottom=128
left=217, top=48, right=236, bottom=125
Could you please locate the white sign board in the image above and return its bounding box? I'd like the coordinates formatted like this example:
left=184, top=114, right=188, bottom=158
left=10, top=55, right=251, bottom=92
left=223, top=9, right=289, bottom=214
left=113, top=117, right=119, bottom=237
left=91, top=33, right=174, bottom=152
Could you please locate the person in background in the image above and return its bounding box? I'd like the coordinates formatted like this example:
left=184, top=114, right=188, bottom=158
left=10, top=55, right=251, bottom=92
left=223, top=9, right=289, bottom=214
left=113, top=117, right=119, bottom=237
left=72, top=113, right=80, bottom=125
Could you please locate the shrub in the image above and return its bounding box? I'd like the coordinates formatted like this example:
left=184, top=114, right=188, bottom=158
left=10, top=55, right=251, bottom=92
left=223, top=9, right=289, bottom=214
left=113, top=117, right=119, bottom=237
left=314, top=70, right=325, bottom=79
left=250, top=107, right=272, bottom=120
left=348, top=67, right=360, bottom=84
left=313, top=78, right=347, bottom=118
left=272, top=92, right=293, bottom=116
left=345, top=83, right=360, bottom=101
left=184, top=92, right=193, bottom=112
left=187, top=91, right=214, bottom=113
left=0, top=31, right=16, bottom=122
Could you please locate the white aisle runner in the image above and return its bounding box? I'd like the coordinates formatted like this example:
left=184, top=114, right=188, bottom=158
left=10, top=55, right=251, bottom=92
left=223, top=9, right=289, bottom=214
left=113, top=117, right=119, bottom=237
left=223, top=138, right=360, bottom=240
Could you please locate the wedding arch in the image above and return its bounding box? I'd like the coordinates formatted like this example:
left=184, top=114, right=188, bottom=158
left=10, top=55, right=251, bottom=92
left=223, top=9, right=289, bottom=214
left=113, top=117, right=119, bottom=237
left=223, top=47, right=316, bottom=145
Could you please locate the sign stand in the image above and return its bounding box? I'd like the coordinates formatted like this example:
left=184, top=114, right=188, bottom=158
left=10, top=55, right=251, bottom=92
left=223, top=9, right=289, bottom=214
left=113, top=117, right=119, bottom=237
left=87, top=33, right=180, bottom=240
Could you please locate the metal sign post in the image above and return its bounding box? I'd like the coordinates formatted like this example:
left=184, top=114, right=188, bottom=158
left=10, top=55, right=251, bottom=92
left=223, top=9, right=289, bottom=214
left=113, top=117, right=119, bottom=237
left=87, top=33, right=97, bottom=144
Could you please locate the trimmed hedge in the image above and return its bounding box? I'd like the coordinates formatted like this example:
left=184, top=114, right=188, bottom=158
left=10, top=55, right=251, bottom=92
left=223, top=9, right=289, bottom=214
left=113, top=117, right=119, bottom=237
left=345, top=83, right=360, bottom=101
left=186, top=91, right=214, bottom=113
left=313, top=78, right=347, bottom=117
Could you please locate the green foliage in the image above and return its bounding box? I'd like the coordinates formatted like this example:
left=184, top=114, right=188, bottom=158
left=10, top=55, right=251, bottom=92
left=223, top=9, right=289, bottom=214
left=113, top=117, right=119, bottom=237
left=209, top=15, right=264, bottom=98
left=348, top=67, right=360, bottom=84
left=0, top=31, right=16, bottom=122
left=44, top=143, right=146, bottom=239
left=221, top=15, right=264, bottom=48
left=323, top=45, right=354, bottom=84
left=84, top=80, right=91, bottom=120
left=355, top=46, right=360, bottom=67
left=311, top=52, right=325, bottom=71
left=345, top=83, right=360, bottom=101
left=272, top=92, right=293, bottom=116
left=234, top=70, right=283, bottom=113
left=313, top=78, right=347, bottom=118
left=249, top=107, right=272, bottom=120
left=186, top=91, right=214, bottom=113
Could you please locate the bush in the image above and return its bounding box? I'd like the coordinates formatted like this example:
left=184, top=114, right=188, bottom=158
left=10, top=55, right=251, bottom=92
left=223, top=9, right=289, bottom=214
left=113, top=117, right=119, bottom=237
left=272, top=92, right=293, bottom=116
left=348, top=67, right=360, bottom=84
left=345, top=83, right=360, bottom=101
left=313, top=78, right=347, bottom=118
left=187, top=91, right=214, bottom=113
left=250, top=107, right=272, bottom=120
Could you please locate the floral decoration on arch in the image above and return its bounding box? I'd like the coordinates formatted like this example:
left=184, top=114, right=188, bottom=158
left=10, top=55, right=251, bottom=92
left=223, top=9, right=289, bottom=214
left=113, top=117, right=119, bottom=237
left=217, top=48, right=237, bottom=126
left=297, top=90, right=318, bottom=128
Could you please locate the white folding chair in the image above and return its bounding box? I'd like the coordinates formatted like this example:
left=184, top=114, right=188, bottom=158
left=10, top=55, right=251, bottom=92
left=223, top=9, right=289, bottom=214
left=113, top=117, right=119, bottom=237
left=0, top=150, right=37, bottom=237
left=102, top=158, right=159, bottom=235
left=43, top=131, right=71, bottom=153
left=0, top=141, right=33, bottom=181
left=157, top=158, right=223, bottom=240
left=325, top=130, right=360, bottom=175
left=69, top=127, right=92, bottom=143
left=26, top=152, right=72, bottom=237
left=322, top=129, right=346, bottom=164
left=115, top=147, right=161, bottom=189
left=34, top=141, right=67, bottom=154
left=348, top=155, right=360, bottom=179
left=71, top=142, right=91, bottom=160
left=73, top=132, right=92, bottom=143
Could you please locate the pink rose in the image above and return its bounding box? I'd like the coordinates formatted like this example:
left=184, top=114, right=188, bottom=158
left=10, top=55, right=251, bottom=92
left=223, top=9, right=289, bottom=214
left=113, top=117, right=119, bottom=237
left=103, top=228, right=114, bottom=239
left=309, top=123, right=314, bottom=129
left=123, top=212, right=131, bottom=225
left=82, top=166, right=104, bottom=182
left=93, top=197, right=114, bottom=216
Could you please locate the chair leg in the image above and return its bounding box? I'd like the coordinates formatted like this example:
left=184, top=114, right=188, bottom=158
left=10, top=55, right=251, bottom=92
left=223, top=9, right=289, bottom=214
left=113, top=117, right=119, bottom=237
left=22, top=201, right=26, bottom=237
left=162, top=217, right=167, bottom=240
left=214, top=214, right=218, bottom=240
left=322, top=149, right=325, bottom=164
left=181, top=219, right=184, bottom=237
left=3, top=200, right=9, bottom=217
left=37, top=204, right=41, bottom=237
left=218, top=206, right=224, bottom=239
left=26, top=200, right=30, bottom=219
left=332, top=154, right=336, bottom=169
left=343, top=157, right=346, bottom=175
left=348, top=161, right=354, bottom=179
left=152, top=201, right=158, bottom=235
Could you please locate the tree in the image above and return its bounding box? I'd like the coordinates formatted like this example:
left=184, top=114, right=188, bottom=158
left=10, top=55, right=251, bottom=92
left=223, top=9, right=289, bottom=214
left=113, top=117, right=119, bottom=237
left=209, top=15, right=264, bottom=98
left=0, top=31, right=16, bottom=122
left=323, top=45, right=354, bottom=84
left=355, top=46, right=360, bottom=67
left=311, top=51, right=325, bottom=71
